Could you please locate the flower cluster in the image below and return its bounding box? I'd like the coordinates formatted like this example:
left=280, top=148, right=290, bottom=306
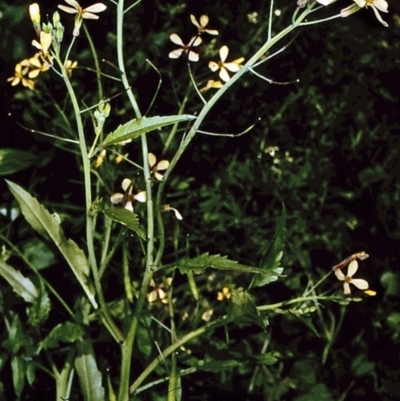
left=168, top=14, right=245, bottom=88
left=110, top=178, right=146, bottom=212
left=7, top=54, right=50, bottom=90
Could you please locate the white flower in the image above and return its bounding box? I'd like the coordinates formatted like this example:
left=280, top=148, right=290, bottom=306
left=208, top=46, right=245, bottom=83
left=190, top=15, right=219, bottom=35
left=341, top=0, right=388, bottom=27
left=110, top=178, right=146, bottom=212
left=148, top=153, right=169, bottom=181
left=335, top=260, right=369, bottom=295
left=58, top=0, right=106, bottom=35
left=168, top=34, right=202, bottom=62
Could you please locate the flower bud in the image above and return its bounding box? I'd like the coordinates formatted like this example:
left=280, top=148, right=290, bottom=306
left=29, top=3, right=41, bottom=36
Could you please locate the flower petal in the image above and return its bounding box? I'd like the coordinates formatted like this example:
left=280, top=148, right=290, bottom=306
left=169, top=33, right=184, bottom=46
left=148, top=153, right=157, bottom=168
left=58, top=5, right=78, bottom=14
left=351, top=278, right=369, bottom=290
left=85, top=3, right=107, bottom=13
left=208, top=61, right=219, bottom=72
left=219, top=67, right=231, bottom=82
left=371, top=6, right=388, bottom=27
left=64, top=0, right=80, bottom=8
left=374, top=0, right=389, bottom=13
left=188, top=51, right=200, bottom=62
left=224, top=61, right=242, bottom=73
left=156, top=160, right=170, bottom=171
left=343, top=282, right=351, bottom=295
left=110, top=193, right=124, bottom=204
left=219, top=45, right=229, bottom=62
left=82, top=12, right=100, bottom=19
left=190, top=14, right=200, bottom=28
left=347, top=260, right=359, bottom=277
left=154, top=172, right=164, bottom=181
left=189, top=36, right=202, bottom=47
left=124, top=202, right=134, bottom=212
left=335, top=269, right=346, bottom=281
left=121, top=178, right=133, bottom=192
left=200, top=15, right=209, bottom=27
left=134, top=191, right=147, bottom=203
left=169, top=49, right=184, bottom=59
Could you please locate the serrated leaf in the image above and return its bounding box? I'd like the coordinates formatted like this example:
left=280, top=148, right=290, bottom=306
left=0, top=148, right=35, bottom=176
left=178, top=253, right=266, bottom=274
left=6, top=180, right=97, bottom=309
left=41, top=322, right=85, bottom=350
left=249, top=205, right=286, bottom=289
left=27, top=284, right=51, bottom=327
left=103, top=208, right=145, bottom=239
left=101, top=114, right=196, bottom=147
left=0, top=260, right=38, bottom=303
left=75, top=341, right=105, bottom=401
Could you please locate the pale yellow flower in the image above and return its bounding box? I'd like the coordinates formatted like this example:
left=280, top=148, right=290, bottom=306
left=217, top=287, right=231, bottom=301
left=341, top=0, right=389, bottom=27
left=148, top=153, right=169, bottom=181
left=335, top=260, right=369, bottom=295
left=110, top=178, right=146, bottom=212
left=29, top=3, right=41, bottom=36
left=32, top=31, right=53, bottom=58
left=190, top=15, right=219, bottom=35
left=208, top=46, right=245, bottom=82
left=169, top=33, right=202, bottom=62
left=58, top=0, right=106, bottom=35
left=27, top=53, right=50, bottom=78
left=7, top=60, right=35, bottom=90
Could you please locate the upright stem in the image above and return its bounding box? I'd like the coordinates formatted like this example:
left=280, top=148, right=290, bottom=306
left=115, top=1, right=156, bottom=399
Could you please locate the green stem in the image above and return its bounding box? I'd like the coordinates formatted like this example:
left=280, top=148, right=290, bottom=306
left=55, top=55, right=123, bottom=343
left=115, top=1, right=155, bottom=399
left=156, top=5, right=314, bottom=200
left=129, top=316, right=229, bottom=395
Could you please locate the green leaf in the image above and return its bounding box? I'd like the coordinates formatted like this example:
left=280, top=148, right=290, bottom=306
left=101, top=114, right=196, bottom=147
left=249, top=205, right=286, bottom=289
left=253, top=352, right=280, bottom=366
left=6, top=180, right=97, bottom=309
left=178, top=253, right=266, bottom=275
left=40, top=322, right=85, bottom=350
left=227, top=288, right=263, bottom=327
left=27, top=284, right=51, bottom=327
left=0, top=148, right=35, bottom=176
left=75, top=341, right=105, bottom=401
left=103, top=208, right=145, bottom=240
left=11, top=356, right=25, bottom=398
left=22, top=238, right=57, bottom=270
left=0, top=260, right=38, bottom=303
left=196, top=359, right=242, bottom=373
